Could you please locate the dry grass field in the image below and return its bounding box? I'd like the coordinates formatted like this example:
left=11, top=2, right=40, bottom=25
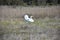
left=0, top=6, right=60, bottom=40
left=0, top=5, right=60, bottom=18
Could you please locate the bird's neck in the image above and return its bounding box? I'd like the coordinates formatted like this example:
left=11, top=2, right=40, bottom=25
left=30, top=17, right=32, bottom=19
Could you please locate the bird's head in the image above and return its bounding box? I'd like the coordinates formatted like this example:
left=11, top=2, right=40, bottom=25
left=30, top=16, right=33, bottom=18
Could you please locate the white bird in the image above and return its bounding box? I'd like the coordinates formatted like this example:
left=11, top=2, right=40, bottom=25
left=24, top=14, right=34, bottom=22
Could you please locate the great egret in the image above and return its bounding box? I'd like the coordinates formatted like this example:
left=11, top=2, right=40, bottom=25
left=24, top=14, right=34, bottom=22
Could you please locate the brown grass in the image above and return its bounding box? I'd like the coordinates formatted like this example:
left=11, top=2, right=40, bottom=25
left=0, top=6, right=60, bottom=19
